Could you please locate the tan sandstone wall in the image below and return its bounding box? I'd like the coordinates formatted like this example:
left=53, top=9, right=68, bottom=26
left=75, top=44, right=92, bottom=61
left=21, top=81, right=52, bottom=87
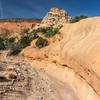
left=48, top=17, right=100, bottom=99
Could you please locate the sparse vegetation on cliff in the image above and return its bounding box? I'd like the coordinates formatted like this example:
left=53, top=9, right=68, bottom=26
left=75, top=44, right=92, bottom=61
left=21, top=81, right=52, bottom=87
left=31, top=27, right=60, bottom=48
left=70, top=15, right=88, bottom=23
left=21, top=28, right=30, bottom=34
left=45, top=28, right=59, bottom=38
left=0, top=26, right=60, bottom=55
left=0, top=37, right=15, bottom=50
left=31, top=27, right=60, bottom=37
left=0, top=38, right=6, bottom=50
left=8, top=36, right=35, bottom=56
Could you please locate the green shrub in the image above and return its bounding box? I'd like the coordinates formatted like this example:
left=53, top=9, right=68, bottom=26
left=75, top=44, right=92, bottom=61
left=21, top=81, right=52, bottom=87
left=8, top=43, right=21, bottom=56
left=0, top=37, right=15, bottom=50
left=45, top=28, right=59, bottom=38
left=53, top=28, right=59, bottom=33
left=21, top=28, right=30, bottom=34
left=0, top=37, right=16, bottom=50
left=31, top=27, right=47, bottom=34
left=33, top=33, right=39, bottom=39
left=0, top=38, right=5, bottom=50
left=35, top=37, right=48, bottom=48
left=8, top=36, right=34, bottom=56
left=19, top=36, right=33, bottom=48
left=70, top=15, right=88, bottom=23
left=52, top=18, right=56, bottom=21
left=30, top=27, right=59, bottom=38
left=1, top=26, right=60, bottom=55
left=0, top=34, right=36, bottom=55
left=45, top=31, right=54, bottom=38
left=8, top=37, right=15, bottom=43
left=36, top=27, right=47, bottom=33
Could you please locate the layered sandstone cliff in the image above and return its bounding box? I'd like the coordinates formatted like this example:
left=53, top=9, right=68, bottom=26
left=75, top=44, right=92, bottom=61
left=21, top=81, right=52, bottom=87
left=0, top=19, right=41, bottom=38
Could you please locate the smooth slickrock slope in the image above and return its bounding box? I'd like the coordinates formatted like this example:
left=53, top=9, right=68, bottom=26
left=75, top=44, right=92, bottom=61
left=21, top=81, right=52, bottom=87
left=21, top=17, right=100, bottom=100
left=49, top=17, right=100, bottom=99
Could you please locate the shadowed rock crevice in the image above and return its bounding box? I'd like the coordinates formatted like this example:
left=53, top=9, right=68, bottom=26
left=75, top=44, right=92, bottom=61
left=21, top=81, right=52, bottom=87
left=0, top=76, right=10, bottom=82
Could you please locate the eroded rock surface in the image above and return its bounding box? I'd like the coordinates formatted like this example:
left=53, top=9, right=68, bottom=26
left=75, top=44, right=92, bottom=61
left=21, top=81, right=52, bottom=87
left=0, top=60, right=80, bottom=100
left=0, top=60, right=33, bottom=100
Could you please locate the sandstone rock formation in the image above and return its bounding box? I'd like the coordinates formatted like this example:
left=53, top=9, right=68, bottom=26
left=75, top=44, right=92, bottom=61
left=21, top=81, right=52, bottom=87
left=35, top=8, right=71, bottom=28
left=48, top=17, right=100, bottom=100
left=21, top=17, right=100, bottom=100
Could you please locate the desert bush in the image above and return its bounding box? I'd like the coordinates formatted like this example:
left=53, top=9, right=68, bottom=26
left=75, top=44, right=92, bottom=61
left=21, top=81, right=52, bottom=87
left=30, top=27, right=59, bottom=38
left=8, top=36, right=34, bottom=56
left=2, top=37, right=15, bottom=50
left=36, top=27, right=46, bottom=33
left=53, top=28, right=59, bottom=33
left=33, top=33, right=39, bottom=39
left=21, top=28, right=30, bottom=34
left=0, top=34, right=36, bottom=55
left=70, top=15, right=88, bottom=23
left=45, top=28, right=59, bottom=38
left=35, top=37, right=48, bottom=48
left=9, top=37, right=15, bottom=42
left=45, top=31, right=54, bottom=38
left=8, top=43, right=21, bottom=56
left=31, top=27, right=47, bottom=34
left=19, top=36, right=33, bottom=48
left=0, top=37, right=15, bottom=50
left=0, top=38, right=5, bottom=50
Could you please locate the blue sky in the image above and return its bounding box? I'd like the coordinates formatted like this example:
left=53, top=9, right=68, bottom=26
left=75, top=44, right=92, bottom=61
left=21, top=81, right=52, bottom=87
left=0, top=0, right=100, bottom=19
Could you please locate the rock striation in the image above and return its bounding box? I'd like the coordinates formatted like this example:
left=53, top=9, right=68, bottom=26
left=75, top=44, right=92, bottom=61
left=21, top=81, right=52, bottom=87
left=35, top=8, right=71, bottom=28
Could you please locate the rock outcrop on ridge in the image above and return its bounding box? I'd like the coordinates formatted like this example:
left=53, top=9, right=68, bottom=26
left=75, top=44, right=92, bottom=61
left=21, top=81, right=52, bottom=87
left=35, top=8, right=71, bottom=28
